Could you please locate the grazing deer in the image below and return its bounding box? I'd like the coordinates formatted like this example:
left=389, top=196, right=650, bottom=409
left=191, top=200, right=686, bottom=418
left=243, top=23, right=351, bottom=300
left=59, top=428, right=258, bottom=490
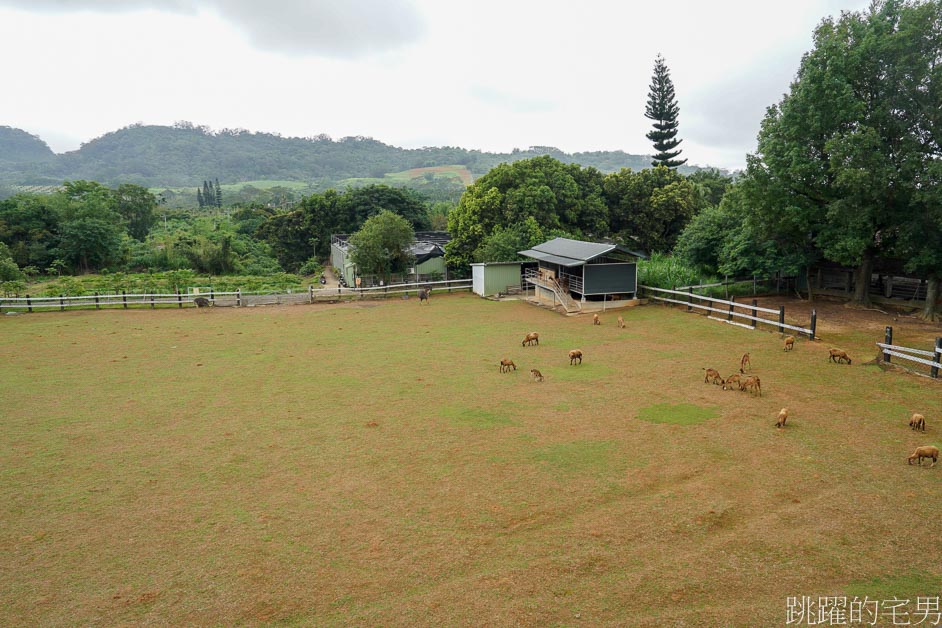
left=530, top=369, right=544, bottom=382
left=784, top=336, right=795, bottom=351
left=910, top=413, right=926, bottom=432
left=593, top=314, right=601, bottom=325
left=828, top=348, right=851, bottom=364
left=500, top=358, right=516, bottom=373
left=702, top=368, right=724, bottom=385
left=740, top=353, right=751, bottom=374
left=522, top=332, right=540, bottom=347
left=617, top=316, right=625, bottom=328
left=722, top=373, right=742, bottom=390
left=194, top=296, right=212, bottom=308
left=568, top=349, right=583, bottom=365
left=775, top=408, right=788, bottom=428
left=908, top=446, right=939, bottom=467
left=740, top=375, right=762, bottom=396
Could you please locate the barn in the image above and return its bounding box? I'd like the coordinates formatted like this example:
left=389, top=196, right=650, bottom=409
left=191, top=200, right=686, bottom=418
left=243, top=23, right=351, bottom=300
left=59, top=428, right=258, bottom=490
left=518, top=237, right=645, bottom=312
left=330, top=231, right=450, bottom=286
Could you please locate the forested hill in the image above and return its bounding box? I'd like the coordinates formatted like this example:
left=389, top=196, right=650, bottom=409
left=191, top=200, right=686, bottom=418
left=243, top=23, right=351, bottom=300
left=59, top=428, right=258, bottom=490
left=0, top=126, right=56, bottom=167
left=0, top=123, right=708, bottom=188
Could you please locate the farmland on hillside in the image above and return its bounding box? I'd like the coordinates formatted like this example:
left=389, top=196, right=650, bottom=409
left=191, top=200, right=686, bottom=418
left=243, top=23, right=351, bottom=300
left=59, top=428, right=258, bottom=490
left=1, top=295, right=940, bottom=625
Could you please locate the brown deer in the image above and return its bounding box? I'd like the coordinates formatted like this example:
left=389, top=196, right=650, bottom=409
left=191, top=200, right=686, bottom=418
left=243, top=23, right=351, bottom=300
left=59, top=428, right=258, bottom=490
left=617, top=316, right=625, bottom=328
left=784, top=336, right=795, bottom=351
left=500, top=358, right=516, bottom=373
left=908, top=446, right=939, bottom=467
left=775, top=408, right=788, bottom=428
left=702, top=368, right=724, bottom=385
left=910, top=413, right=926, bottom=432
left=722, top=374, right=742, bottom=390
left=739, top=353, right=751, bottom=374
left=522, top=332, right=540, bottom=347
left=828, top=349, right=851, bottom=364
left=593, top=314, right=601, bottom=325
left=740, top=375, right=762, bottom=396
left=568, top=349, right=583, bottom=365
left=530, top=369, right=544, bottom=382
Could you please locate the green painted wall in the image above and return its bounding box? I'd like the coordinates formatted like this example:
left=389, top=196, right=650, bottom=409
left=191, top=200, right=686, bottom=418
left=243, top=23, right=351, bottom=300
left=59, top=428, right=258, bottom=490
left=483, top=264, right=522, bottom=295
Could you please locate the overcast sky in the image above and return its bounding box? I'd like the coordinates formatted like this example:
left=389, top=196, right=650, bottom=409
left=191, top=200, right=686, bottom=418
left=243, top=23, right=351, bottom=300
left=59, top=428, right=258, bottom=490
left=0, top=0, right=871, bottom=170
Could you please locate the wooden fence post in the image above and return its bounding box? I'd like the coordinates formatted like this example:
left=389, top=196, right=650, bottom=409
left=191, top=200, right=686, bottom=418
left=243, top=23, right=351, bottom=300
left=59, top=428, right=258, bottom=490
left=177, top=289, right=182, bottom=308
left=778, top=306, right=785, bottom=334
left=95, top=292, right=100, bottom=310
left=705, top=298, right=711, bottom=316
left=932, top=337, right=941, bottom=379
left=26, top=294, right=32, bottom=313
left=150, top=292, right=155, bottom=308
left=809, top=309, right=817, bottom=340
left=60, top=294, right=65, bottom=312
left=210, top=287, right=215, bottom=304
left=309, top=284, right=314, bottom=304
left=751, top=299, right=758, bottom=328
left=884, top=327, right=892, bottom=363
left=236, top=289, right=242, bottom=307
left=687, top=287, right=692, bottom=312
left=122, top=290, right=127, bottom=309
left=727, top=298, right=734, bottom=321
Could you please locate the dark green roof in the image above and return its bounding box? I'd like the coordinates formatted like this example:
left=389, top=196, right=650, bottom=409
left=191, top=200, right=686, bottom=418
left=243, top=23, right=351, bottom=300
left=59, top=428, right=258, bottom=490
left=518, top=237, right=644, bottom=267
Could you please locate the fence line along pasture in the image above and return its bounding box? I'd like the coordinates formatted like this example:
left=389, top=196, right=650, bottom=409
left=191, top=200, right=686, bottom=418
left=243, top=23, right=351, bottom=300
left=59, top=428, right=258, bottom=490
left=0, top=279, right=472, bottom=313
left=877, top=327, right=942, bottom=379
left=640, top=285, right=817, bottom=339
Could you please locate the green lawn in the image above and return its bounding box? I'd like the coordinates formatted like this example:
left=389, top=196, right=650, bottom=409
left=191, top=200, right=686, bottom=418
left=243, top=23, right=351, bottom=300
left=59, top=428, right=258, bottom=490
left=1, top=294, right=940, bottom=625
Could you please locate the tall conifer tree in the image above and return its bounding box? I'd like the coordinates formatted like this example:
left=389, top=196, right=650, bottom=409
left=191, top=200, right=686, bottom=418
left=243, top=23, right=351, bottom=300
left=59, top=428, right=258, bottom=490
left=214, top=178, right=223, bottom=207
left=644, top=54, right=687, bottom=169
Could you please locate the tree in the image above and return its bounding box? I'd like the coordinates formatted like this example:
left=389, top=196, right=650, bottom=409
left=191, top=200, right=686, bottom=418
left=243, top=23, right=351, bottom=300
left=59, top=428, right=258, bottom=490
left=445, top=156, right=607, bottom=269
left=603, top=166, right=697, bottom=253
left=744, top=0, right=942, bottom=305
left=113, top=183, right=157, bottom=241
left=197, top=188, right=205, bottom=208
left=214, top=178, right=223, bottom=208
left=645, top=55, right=687, bottom=169
left=348, top=210, right=414, bottom=282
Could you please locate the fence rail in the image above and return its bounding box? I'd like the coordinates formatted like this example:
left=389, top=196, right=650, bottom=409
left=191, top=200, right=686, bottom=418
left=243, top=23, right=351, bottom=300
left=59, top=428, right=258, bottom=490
left=877, top=327, right=942, bottom=378
left=0, top=279, right=472, bottom=313
left=641, top=285, right=817, bottom=338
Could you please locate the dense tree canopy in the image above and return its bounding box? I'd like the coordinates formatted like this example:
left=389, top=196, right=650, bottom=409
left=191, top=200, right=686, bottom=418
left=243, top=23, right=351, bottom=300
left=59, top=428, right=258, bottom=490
left=445, top=156, right=608, bottom=269
left=742, top=0, right=942, bottom=308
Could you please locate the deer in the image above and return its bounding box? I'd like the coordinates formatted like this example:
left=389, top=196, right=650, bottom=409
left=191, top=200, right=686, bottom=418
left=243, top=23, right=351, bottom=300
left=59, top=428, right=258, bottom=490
left=568, top=349, right=583, bottom=365
left=617, top=316, right=625, bottom=328
left=419, top=288, right=431, bottom=304
left=909, top=413, right=926, bottom=432
left=593, top=314, right=601, bottom=325
left=522, top=332, right=539, bottom=347
left=828, top=349, right=852, bottom=364
left=499, top=358, right=516, bottom=373
left=775, top=408, right=788, bottom=429
left=702, top=368, right=724, bottom=385
left=193, top=296, right=212, bottom=308
left=530, top=369, right=544, bottom=382
left=784, top=336, right=795, bottom=351
left=908, top=446, right=939, bottom=467
left=740, top=353, right=751, bottom=374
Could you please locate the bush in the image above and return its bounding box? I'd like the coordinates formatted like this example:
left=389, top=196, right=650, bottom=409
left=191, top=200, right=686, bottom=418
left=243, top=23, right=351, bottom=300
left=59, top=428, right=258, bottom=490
left=637, top=253, right=710, bottom=289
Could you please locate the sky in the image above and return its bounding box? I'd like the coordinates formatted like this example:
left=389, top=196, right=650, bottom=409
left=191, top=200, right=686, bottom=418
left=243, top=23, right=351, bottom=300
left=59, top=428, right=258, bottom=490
left=0, top=0, right=872, bottom=170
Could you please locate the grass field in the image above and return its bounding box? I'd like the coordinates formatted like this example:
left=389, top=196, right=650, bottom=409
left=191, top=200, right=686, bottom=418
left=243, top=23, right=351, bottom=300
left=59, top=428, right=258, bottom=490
left=2, top=294, right=941, bottom=625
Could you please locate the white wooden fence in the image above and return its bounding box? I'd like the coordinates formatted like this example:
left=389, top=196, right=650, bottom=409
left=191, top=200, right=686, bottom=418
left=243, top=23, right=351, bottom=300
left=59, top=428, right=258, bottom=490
left=877, top=327, right=942, bottom=379
left=0, top=279, right=472, bottom=313
left=641, top=285, right=817, bottom=338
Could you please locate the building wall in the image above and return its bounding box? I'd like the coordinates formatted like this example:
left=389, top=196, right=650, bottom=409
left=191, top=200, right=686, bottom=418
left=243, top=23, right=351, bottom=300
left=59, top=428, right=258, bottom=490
left=583, top=263, right=637, bottom=295
left=484, top=264, right=522, bottom=295
left=416, top=256, right=446, bottom=278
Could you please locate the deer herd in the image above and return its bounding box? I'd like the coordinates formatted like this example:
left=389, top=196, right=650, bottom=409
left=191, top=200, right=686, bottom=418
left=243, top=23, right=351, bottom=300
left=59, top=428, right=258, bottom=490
left=496, top=311, right=934, bottom=468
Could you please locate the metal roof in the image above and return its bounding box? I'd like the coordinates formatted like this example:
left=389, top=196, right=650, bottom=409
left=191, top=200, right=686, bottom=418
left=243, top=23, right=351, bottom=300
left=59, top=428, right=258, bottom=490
left=518, top=237, right=642, bottom=266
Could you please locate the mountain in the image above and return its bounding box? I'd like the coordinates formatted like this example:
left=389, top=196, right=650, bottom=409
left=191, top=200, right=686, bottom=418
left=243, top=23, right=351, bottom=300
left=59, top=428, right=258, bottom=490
left=0, top=122, right=713, bottom=188
left=0, top=126, right=56, bottom=168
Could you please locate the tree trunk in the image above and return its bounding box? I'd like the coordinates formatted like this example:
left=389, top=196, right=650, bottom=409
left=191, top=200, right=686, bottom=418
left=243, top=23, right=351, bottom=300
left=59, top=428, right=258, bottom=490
left=852, top=253, right=873, bottom=305
left=920, top=275, right=940, bottom=322
left=804, top=266, right=815, bottom=303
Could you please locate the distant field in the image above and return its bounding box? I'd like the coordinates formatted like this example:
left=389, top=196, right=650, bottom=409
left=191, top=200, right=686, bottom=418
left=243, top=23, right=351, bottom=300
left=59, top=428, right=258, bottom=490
left=339, top=164, right=473, bottom=188
left=2, top=295, right=940, bottom=625
left=150, top=167, right=473, bottom=198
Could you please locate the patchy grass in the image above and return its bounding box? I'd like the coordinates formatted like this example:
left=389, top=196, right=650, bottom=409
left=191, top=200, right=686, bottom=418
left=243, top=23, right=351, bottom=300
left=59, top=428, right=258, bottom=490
left=637, top=403, right=720, bottom=425
left=1, top=295, right=941, bottom=625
